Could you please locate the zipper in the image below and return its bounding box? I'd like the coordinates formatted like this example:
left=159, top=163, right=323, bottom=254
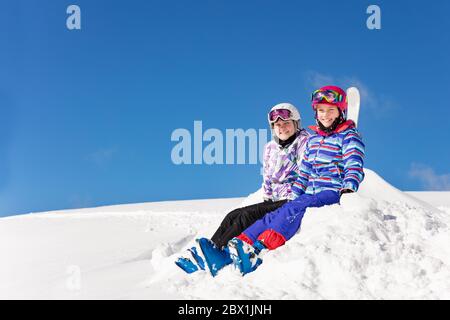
left=312, top=137, right=325, bottom=193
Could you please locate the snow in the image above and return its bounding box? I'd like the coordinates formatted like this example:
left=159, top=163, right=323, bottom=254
left=1, top=168, right=449, bottom=300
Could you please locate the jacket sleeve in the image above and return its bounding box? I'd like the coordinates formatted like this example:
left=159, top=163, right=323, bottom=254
left=261, top=143, right=273, bottom=201
left=291, top=138, right=312, bottom=197
left=285, top=131, right=310, bottom=200
left=341, top=130, right=365, bottom=192
left=295, top=130, right=310, bottom=161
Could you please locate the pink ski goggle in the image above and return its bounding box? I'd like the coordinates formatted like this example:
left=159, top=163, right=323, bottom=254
left=311, top=89, right=344, bottom=105
left=269, top=109, right=292, bottom=123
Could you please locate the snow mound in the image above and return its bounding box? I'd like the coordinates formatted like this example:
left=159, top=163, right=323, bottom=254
left=1, top=169, right=449, bottom=299
left=147, top=169, right=450, bottom=299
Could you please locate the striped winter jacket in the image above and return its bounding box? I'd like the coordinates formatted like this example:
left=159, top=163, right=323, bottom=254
left=262, top=129, right=310, bottom=201
left=292, top=120, right=365, bottom=196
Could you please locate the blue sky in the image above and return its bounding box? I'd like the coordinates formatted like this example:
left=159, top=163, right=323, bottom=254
left=1, top=0, right=449, bottom=217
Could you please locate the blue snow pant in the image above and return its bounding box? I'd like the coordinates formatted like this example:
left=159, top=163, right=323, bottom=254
left=243, top=190, right=340, bottom=243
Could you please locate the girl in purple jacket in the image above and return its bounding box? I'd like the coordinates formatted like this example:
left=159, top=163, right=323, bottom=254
left=176, top=103, right=310, bottom=274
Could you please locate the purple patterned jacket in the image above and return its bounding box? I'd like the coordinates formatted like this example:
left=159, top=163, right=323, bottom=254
left=262, top=129, right=310, bottom=201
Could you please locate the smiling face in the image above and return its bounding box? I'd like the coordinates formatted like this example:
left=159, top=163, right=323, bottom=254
left=315, top=104, right=340, bottom=128
left=273, top=118, right=296, bottom=140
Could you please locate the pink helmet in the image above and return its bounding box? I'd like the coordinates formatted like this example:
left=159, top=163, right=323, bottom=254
left=311, top=85, right=348, bottom=116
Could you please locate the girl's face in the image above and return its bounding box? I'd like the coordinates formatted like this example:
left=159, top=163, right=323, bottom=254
left=316, top=104, right=340, bottom=128
left=273, top=119, right=296, bottom=140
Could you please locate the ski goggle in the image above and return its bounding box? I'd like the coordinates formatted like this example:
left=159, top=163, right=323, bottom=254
left=268, top=109, right=292, bottom=123
left=311, top=89, right=344, bottom=105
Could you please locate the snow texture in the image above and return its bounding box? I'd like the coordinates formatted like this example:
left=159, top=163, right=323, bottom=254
left=1, top=169, right=449, bottom=300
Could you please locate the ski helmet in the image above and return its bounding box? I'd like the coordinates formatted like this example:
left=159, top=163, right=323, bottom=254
left=311, top=85, right=348, bottom=119
left=267, top=103, right=301, bottom=129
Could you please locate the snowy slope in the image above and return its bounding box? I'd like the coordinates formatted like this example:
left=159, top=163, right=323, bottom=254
left=1, top=169, right=449, bottom=300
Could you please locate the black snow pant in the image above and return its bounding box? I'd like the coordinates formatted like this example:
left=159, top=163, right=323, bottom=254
left=210, top=199, right=288, bottom=249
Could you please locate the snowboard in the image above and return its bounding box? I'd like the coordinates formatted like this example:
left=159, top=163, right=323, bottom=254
left=346, top=87, right=360, bottom=127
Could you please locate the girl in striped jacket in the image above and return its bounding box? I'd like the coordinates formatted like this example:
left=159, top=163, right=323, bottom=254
left=229, top=85, right=366, bottom=275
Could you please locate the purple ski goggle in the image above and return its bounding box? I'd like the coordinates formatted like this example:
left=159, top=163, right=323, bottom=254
left=269, top=109, right=292, bottom=123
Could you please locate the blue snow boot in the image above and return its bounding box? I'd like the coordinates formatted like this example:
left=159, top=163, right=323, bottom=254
left=197, top=237, right=233, bottom=277
left=227, top=238, right=265, bottom=276
left=175, top=246, right=205, bottom=274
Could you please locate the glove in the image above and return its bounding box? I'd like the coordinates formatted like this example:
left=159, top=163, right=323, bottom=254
left=340, top=189, right=354, bottom=196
